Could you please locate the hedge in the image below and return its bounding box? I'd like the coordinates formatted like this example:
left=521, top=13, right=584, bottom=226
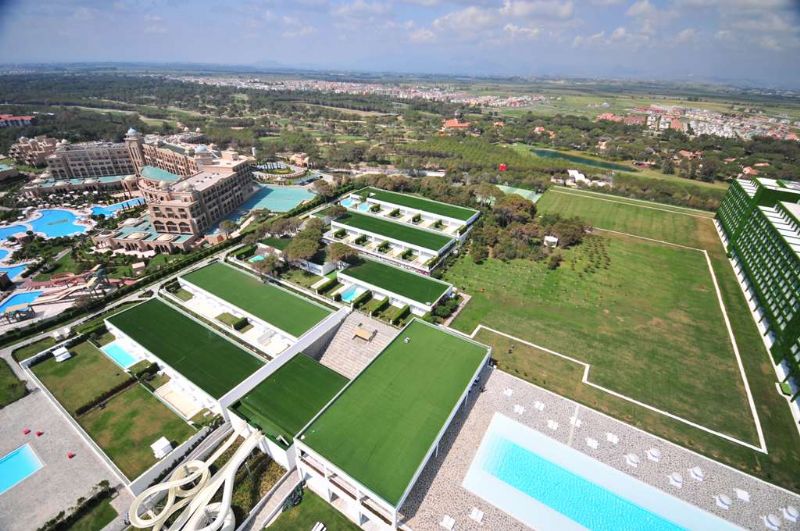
left=37, top=481, right=113, bottom=531
left=314, top=277, right=337, bottom=295
left=74, top=377, right=137, bottom=417
left=369, top=297, right=389, bottom=317
left=133, top=361, right=159, bottom=381
left=232, top=316, right=250, bottom=331
left=351, top=290, right=372, bottom=309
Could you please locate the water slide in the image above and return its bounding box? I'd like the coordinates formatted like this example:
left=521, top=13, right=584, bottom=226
left=128, top=430, right=263, bottom=531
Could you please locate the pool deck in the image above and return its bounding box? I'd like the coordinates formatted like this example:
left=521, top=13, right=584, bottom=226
left=401, top=368, right=800, bottom=530
left=0, top=391, right=120, bottom=531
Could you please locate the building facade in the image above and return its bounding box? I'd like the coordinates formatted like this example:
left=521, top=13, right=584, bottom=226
left=0, top=114, right=33, bottom=128
left=8, top=136, right=59, bottom=167
left=718, top=177, right=800, bottom=392
left=45, top=140, right=135, bottom=179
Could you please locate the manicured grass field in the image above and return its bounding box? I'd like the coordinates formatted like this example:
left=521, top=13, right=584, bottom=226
left=450, top=187, right=800, bottom=492
left=107, top=299, right=263, bottom=398
left=33, top=340, right=130, bottom=414
left=79, top=384, right=195, bottom=478
left=0, top=358, right=26, bottom=407
left=232, top=354, right=347, bottom=447
left=261, top=236, right=291, bottom=250
left=270, top=490, right=360, bottom=531
left=66, top=499, right=117, bottom=531
left=280, top=268, right=324, bottom=290
left=335, top=212, right=454, bottom=252
left=339, top=259, right=451, bottom=305
left=302, top=320, right=488, bottom=505
left=358, top=187, right=478, bottom=221
left=11, top=336, right=57, bottom=362
left=182, top=263, right=331, bottom=337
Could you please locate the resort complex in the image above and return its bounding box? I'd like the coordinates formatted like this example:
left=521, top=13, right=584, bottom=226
left=718, top=178, right=800, bottom=401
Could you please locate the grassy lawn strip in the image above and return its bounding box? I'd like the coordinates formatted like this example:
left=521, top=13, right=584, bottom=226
left=33, top=340, right=130, bottom=414
left=339, top=259, right=451, bottom=305
left=336, top=212, right=453, bottom=252
left=0, top=358, right=27, bottom=407
left=174, top=288, right=194, bottom=302
left=74, top=301, right=140, bottom=335
left=182, top=263, right=331, bottom=337
left=79, top=384, right=195, bottom=478
left=11, top=336, right=57, bottom=362
left=64, top=499, right=117, bottom=531
left=281, top=268, right=324, bottom=290
left=261, top=236, right=291, bottom=250
left=108, top=299, right=263, bottom=399
left=359, top=186, right=478, bottom=221
left=232, top=355, right=347, bottom=447
left=302, top=320, right=487, bottom=505
left=270, top=490, right=359, bottom=531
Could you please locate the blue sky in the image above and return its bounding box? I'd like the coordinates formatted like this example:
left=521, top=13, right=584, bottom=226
left=1, top=0, right=799, bottom=87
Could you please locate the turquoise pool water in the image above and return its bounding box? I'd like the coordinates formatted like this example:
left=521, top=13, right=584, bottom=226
left=242, top=184, right=315, bottom=213
left=464, top=414, right=738, bottom=531
left=91, top=198, right=145, bottom=218
left=357, top=202, right=371, bottom=212
left=531, top=148, right=635, bottom=172
left=101, top=342, right=139, bottom=369
left=341, top=197, right=359, bottom=208
left=0, top=224, right=28, bottom=241
left=0, top=444, right=44, bottom=494
left=0, top=265, right=27, bottom=280
left=340, top=285, right=364, bottom=303
left=29, top=209, right=87, bottom=238
left=249, top=255, right=265, bottom=263
left=0, top=291, right=42, bottom=313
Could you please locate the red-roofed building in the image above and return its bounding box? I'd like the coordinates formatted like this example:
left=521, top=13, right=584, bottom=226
left=442, top=118, right=470, bottom=130
left=596, top=113, right=623, bottom=122
left=624, top=115, right=646, bottom=126
left=0, top=114, right=33, bottom=128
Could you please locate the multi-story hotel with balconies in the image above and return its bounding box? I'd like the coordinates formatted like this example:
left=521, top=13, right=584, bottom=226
left=9, top=135, right=59, bottom=167
left=717, top=177, right=800, bottom=397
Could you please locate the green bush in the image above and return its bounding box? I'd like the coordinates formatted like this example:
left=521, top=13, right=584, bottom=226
left=232, top=316, right=250, bottom=331
left=314, top=277, right=338, bottom=294
left=411, top=213, right=421, bottom=223
left=334, top=229, right=346, bottom=239
left=351, top=290, right=372, bottom=308
left=355, top=235, right=367, bottom=245
left=369, top=297, right=389, bottom=316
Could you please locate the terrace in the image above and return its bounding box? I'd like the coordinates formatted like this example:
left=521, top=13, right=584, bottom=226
left=296, top=320, right=490, bottom=527
left=106, top=299, right=264, bottom=406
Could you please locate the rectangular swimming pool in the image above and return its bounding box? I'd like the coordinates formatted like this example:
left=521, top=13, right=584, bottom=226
left=463, top=414, right=740, bottom=531
left=339, top=285, right=365, bottom=303
left=0, top=444, right=44, bottom=495
left=101, top=341, right=140, bottom=369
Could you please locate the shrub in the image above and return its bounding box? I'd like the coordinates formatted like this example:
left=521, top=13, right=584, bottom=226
left=232, top=316, right=249, bottom=331
left=334, top=229, right=346, bottom=239
left=370, top=297, right=389, bottom=316
left=377, top=241, right=390, bottom=253
left=389, top=208, right=400, bottom=218
left=369, top=204, right=380, bottom=213
left=390, top=304, right=410, bottom=325
left=37, top=481, right=113, bottom=531
left=400, top=249, right=414, bottom=261
left=354, top=235, right=367, bottom=245
left=352, top=290, right=372, bottom=308
left=133, top=361, right=159, bottom=381
left=314, top=277, right=337, bottom=294
left=411, top=213, right=421, bottom=223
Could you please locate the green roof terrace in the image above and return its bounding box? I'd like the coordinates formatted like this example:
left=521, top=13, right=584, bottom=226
left=338, top=259, right=451, bottom=308
left=333, top=212, right=454, bottom=253
left=357, top=187, right=479, bottom=222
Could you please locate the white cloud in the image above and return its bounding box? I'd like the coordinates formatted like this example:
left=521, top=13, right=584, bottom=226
left=332, top=0, right=390, bottom=17
left=431, top=6, right=498, bottom=35
left=625, top=0, right=656, bottom=18
left=501, top=0, right=574, bottom=19
left=281, top=15, right=316, bottom=37
left=609, top=26, right=627, bottom=41
left=674, top=27, right=696, bottom=44
left=504, top=23, right=540, bottom=39
left=409, top=28, right=436, bottom=42
left=759, top=35, right=782, bottom=51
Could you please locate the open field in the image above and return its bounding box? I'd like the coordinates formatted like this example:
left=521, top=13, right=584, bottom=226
left=448, top=187, right=800, bottom=492
left=182, top=263, right=331, bottom=337
left=339, top=259, right=451, bottom=305
left=336, top=212, right=453, bottom=251
left=358, top=186, right=479, bottom=221
left=302, top=320, right=487, bottom=505
left=79, top=384, right=195, bottom=478
left=11, top=336, right=58, bottom=362
left=270, top=490, right=360, bottom=531
left=33, top=340, right=130, bottom=414
left=232, top=354, right=347, bottom=447
left=107, top=299, right=263, bottom=398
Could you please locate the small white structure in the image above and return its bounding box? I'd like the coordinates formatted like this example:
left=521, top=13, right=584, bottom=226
left=150, top=436, right=173, bottom=459
left=544, top=235, right=559, bottom=248
left=52, top=327, right=71, bottom=340
left=567, top=169, right=588, bottom=184
left=668, top=472, right=684, bottom=489
left=132, top=262, right=146, bottom=276
left=53, top=346, right=71, bottom=362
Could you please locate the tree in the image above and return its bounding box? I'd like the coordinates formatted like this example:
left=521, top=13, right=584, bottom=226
left=327, top=205, right=346, bottom=219
left=470, top=241, right=488, bottom=264
left=285, top=238, right=320, bottom=263
left=493, top=195, right=536, bottom=227
left=328, top=242, right=358, bottom=265
left=219, top=220, right=237, bottom=236
left=312, top=180, right=334, bottom=199
left=661, top=158, right=675, bottom=175
left=254, top=254, right=280, bottom=276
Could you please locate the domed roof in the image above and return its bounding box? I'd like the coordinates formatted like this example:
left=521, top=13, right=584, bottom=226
left=126, top=127, right=138, bottom=136
left=159, top=180, right=170, bottom=190
left=195, top=144, right=209, bottom=153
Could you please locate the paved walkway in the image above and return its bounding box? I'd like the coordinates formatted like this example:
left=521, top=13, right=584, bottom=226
left=315, top=313, right=397, bottom=379
left=402, top=369, right=800, bottom=530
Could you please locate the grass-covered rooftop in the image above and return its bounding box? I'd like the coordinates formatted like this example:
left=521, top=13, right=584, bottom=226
left=358, top=187, right=479, bottom=221
left=339, top=259, right=451, bottom=306
left=107, top=299, right=263, bottom=398
left=231, top=354, right=347, bottom=448
left=335, top=212, right=454, bottom=252
left=182, top=262, right=332, bottom=337
left=300, top=319, right=489, bottom=506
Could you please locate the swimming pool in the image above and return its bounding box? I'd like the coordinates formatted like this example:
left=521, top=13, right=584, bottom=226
left=0, top=291, right=42, bottom=313
left=0, top=224, right=28, bottom=241
left=29, top=209, right=87, bottom=238
left=339, top=285, right=365, bottom=303
left=242, top=184, right=315, bottom=213
left=464, top=414, right=739, bottom=531
left=0, top=444, right=44, bottom=495
left=101, top=341, right=139, bottom=370
left=91, top=198, right=145, bottom=218
left=341, top=197, right=359, bottom=209
left=357, top=202, right=372, bottom=212
left=0, top=265, right=28, bottom=280
left=249, top=255, right=265, bottom=263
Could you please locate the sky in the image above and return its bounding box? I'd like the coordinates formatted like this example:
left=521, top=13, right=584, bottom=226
left=1, top=0, right=799, bottom=87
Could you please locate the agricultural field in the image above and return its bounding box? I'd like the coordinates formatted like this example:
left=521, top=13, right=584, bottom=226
left=446, top=187, right=800, bottom=491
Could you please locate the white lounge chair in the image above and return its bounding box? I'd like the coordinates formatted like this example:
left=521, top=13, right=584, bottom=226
left=311, top=522, right=327, bottom=531
left=440, top=515, right=455, bottom=530
left=605, top=432, right=619, bottom=445
left=764, top=514, right=781, bottom=530
left=533, top=400, right=545, bottom=411
left=503, top=388, right=513, bottom=397
left=689, top=466, right=705, bottom=482
left=624, top=454, right=640, bottom=468
left=585, top=437, right=599, bottom=450
left=513, top=404, right=525, bottom=415
left=569, top=416, right=582, bottom=427
left=469, top=507, right=484, bottom=524
left=735, top=488, right=751, bottom=502
left=547, top=419, right=559, bottom=431
left=715, top=494, right=732, bottom=510
left=782, top=506, right=799, bottom=523
left=646, top=448, right=662, bottom=462
left=668, top=472, right=683, bottom=489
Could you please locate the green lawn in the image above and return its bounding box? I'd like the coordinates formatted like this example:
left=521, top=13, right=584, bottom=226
left=74, top=301, right=140, bottom=335
left=107, top=299, right=263, bottom=398
left=11, top=336, right=58, bottom=362
left=182, top=263, right=331, bottom=337
left=0, top=358, right=26, bottom=407
left=339, top=259, right=451, bottom=305
left=270, top=490, right=359, bottom=531
left=33, top=340, right=130, bottom=414
left=232, top=354, right=347, bottom=447
left=64, top=499, right=117, bottom=531
left=280, top=268, right=324, bottom=290
left=358, top=186, right=478, bottom=221
left=335, top=212, right=454, bottom=252
left=261, top=236, right=291, bottom=251
left=79, top=384, right=195, bottom=478
left=450, top=187, right=800, bottom=492
left=302, top=320, right=488, bottom=505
